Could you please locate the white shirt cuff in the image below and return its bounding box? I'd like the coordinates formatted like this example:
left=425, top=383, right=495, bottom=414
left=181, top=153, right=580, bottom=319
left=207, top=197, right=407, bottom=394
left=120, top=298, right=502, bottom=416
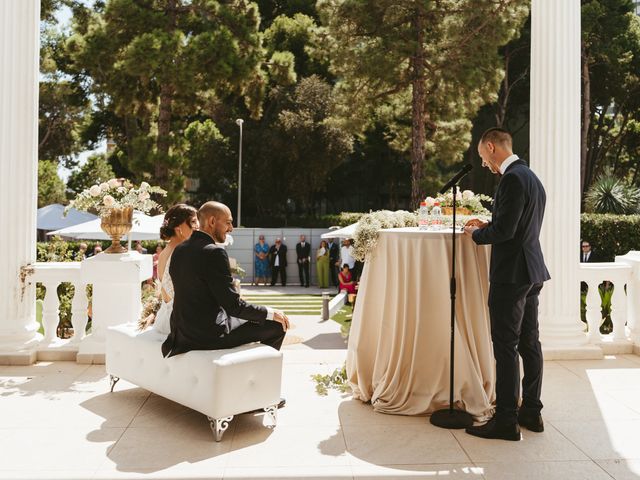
left=266, top=306, right=275, bottom=320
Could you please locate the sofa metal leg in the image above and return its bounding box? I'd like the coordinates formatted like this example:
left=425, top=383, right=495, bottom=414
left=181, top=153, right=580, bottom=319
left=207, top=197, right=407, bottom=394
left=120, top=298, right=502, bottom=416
left=208, top=416, right=234, bottom=442
left=109, top=375, right=120, bottom=392
left=264, top=404, right=278, bottom=427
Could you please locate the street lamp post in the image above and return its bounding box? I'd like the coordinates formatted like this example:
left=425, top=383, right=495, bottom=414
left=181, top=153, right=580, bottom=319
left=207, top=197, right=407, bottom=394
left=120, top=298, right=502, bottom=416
left=235, top=118, right=243, bottom=227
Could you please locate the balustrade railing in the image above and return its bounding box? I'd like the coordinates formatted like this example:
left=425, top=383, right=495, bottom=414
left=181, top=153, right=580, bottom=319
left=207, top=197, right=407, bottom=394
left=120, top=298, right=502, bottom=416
left=31, top=262, right=89, bottom=345
left=580, top=262, right=631, bottom=346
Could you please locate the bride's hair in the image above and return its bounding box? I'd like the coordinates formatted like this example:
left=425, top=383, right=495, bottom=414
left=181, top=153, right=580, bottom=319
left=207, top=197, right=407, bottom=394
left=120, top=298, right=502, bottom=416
left=160, top=204, right=198, bottom=240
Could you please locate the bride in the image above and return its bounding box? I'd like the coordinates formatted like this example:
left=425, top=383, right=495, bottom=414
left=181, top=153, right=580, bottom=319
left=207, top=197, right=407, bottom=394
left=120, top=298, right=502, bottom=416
left=153, top=204, right=199, bottom=335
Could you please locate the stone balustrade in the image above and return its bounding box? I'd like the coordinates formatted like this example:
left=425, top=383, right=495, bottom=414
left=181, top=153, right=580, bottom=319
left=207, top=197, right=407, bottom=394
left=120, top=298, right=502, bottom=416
left=580, top=262, right=632, bottom=352
left=27, top=252, right=152, bottom=363
left=31, top=261, right=88, bottom=360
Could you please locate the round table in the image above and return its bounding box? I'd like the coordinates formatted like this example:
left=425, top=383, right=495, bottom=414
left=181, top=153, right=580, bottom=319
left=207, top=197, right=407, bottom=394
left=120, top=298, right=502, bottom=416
left=346, top=227, right=495, bottom=418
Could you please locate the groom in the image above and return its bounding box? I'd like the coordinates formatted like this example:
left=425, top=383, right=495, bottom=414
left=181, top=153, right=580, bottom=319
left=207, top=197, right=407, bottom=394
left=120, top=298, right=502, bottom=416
left=161, top=201, right=290, bottom=358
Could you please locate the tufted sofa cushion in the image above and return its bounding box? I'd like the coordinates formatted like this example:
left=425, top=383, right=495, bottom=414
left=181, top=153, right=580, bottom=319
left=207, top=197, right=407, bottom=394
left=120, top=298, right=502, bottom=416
left=106, top=323, right=283, bottom=421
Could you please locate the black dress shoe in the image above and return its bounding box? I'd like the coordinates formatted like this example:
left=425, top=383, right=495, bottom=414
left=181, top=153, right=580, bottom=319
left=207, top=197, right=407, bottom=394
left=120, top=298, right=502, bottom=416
left=465, top=416, right=521, bottom=441
left=517, top=410, right=544, bottom=432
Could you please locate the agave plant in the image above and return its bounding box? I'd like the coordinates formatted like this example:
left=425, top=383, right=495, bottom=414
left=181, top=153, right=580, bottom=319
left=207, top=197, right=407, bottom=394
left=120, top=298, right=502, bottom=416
left=585, top=171, right=640, bottom=214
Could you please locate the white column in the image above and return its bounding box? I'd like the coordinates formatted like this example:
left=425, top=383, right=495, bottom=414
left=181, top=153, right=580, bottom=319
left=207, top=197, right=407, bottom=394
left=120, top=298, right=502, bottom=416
left=0, top=0, right=42, bottom=363
left=530, top=0, right=601, bottom=358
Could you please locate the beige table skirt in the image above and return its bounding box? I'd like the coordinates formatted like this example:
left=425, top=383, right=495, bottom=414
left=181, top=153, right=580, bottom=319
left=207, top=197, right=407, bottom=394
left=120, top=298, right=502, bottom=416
left=346, top=227, right=495, bottom=418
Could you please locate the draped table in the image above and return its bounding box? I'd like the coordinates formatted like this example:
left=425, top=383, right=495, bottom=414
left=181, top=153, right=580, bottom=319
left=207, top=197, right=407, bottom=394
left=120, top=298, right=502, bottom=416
left=346, top=227, right=495, bottom=418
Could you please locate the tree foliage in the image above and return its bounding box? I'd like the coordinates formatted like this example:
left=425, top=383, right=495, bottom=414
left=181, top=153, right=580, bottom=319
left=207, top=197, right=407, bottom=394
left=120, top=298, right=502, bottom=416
left=64, top=0, right=267, bottom=203
left=39, top=1, right=93, bottom=167
left=318, top=0, right=529, bottom=206
left=38, top=160, right=67, bottom=208
left=66, top=154, right=116, bottom=197
left=581, top=0, right=640, bottom=196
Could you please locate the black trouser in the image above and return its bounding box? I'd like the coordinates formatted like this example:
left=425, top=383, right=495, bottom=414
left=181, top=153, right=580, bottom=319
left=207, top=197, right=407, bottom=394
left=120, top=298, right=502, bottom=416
left=271, top=265, right=286, bottom=286
left=298, top=260, right=310, bottom=286
left=488, top=282, right=544, bottom=423
left=330, top=262, right=339, bottom=287
left=214, top=320, right=286, bottom=351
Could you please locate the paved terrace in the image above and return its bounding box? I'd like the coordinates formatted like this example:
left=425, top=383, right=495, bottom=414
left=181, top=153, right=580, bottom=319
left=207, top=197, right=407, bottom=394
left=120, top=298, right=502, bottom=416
left=2, top=285, right=640, bottom=480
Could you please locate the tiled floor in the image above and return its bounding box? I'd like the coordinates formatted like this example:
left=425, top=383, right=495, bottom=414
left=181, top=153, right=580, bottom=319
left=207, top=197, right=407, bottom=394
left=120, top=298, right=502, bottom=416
left=2, top=353, right=640, bottom=479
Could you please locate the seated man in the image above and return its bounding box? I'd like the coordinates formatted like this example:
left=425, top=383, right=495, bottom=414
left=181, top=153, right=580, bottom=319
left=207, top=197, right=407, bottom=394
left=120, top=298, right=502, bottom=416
left=161, top=201, right=289, bottom=358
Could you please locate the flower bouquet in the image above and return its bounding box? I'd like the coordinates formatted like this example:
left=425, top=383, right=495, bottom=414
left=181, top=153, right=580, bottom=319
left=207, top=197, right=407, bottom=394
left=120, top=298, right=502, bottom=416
left=67, top=178, right=167, bottom=253
left=425, top=189, right=492, bottom=216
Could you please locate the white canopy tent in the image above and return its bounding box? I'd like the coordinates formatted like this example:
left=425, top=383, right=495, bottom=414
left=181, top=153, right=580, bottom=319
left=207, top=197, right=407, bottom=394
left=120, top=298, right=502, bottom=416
left=48, top=211, right=164, bottom=241
left=321, top=222, right=358, bottom=240
left=37, top=203, right=98, bottom=231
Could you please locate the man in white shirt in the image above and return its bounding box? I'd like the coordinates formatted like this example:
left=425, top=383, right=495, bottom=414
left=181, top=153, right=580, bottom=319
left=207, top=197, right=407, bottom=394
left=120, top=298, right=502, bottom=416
left=340, top=239, right=355, bottom=270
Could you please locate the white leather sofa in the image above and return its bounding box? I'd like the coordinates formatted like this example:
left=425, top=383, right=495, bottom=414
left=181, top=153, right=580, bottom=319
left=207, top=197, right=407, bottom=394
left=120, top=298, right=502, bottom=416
left=106, top=323, right=283, bottom=441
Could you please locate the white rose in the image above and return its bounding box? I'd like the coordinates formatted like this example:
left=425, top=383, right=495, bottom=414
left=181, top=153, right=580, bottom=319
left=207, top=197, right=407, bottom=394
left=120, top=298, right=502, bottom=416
left=456, top=192, right=463, bottom=201
left=103, top=195, right=115, bottom=207
left=89, top=185, right=101, bottom=197
left=138, top=191, right=150, bottom=201
left=100, top=182, right=109, bottom=192
left=425, top=196, right=435, bottom=207
left=140, top=181, right=150, bottom=190
left=108, top=178, right=120, bottom=188
left=462, top=190, right=474, bottom=200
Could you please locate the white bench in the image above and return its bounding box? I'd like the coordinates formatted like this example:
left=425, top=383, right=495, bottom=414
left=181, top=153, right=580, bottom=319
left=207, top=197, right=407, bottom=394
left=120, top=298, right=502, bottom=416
left=106, top=323, right=283, bottom=441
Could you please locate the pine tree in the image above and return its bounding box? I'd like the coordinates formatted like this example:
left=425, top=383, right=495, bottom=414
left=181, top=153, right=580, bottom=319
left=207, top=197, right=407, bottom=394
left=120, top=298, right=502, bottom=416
left=318, top=0, right=529, bottom=206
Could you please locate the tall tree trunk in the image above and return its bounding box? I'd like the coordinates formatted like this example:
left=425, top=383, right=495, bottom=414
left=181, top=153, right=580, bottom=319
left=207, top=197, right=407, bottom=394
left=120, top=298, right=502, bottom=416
left=156, top=0, right=177, bottom=186
left=495, top=48, right=510, bottom=128
left=410, top=11, right=426, bottom=209
left=580, top=42, right=591, bottom=199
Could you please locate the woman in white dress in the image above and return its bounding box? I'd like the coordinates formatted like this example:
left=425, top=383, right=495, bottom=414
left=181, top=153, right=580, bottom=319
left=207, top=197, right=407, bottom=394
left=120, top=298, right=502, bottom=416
left=153, top=204, right=199, bottom=335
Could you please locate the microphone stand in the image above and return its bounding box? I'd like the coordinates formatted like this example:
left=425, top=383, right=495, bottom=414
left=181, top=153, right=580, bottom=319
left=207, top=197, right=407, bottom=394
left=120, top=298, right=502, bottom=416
left=430, top=182, right=474, bottom=429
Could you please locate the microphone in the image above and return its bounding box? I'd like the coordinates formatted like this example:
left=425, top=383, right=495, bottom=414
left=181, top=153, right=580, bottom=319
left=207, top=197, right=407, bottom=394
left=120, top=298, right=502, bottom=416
left=439, top=164, right=473, bottom=194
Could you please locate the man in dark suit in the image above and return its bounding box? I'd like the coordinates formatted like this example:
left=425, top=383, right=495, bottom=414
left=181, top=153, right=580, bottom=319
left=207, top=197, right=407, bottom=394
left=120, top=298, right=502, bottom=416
left=269, top=238, right=288, bottom=286
left=296, top=235, right=311, bottom=287
left=327, top=238, right=340, bottom=288
left=161, top=201, right=289, bottom=358
left=464, top=128, right=550, bottom=441
left=580, top=241, right=598, bottom=263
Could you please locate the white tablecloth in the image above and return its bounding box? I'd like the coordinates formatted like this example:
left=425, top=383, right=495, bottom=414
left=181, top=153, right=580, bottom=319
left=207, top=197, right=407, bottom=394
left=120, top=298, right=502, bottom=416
left=346, top=227, right=495, bottom=418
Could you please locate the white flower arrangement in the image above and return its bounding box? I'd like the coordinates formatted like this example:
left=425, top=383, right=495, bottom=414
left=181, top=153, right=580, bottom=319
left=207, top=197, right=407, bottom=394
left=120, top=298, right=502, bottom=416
left=66, top=178, right=167, bottom=217
left=351, top=195, right=494, bottom=261
left=426, top=188, right=492, bottom=215
left=352, top=210, right=418, bottom=262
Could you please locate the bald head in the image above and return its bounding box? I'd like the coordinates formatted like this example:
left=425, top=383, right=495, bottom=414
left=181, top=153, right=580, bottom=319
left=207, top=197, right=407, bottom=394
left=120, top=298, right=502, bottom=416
left=198, top=201, right=233, bottom=243
left=198, top=201, right=229, bottom=225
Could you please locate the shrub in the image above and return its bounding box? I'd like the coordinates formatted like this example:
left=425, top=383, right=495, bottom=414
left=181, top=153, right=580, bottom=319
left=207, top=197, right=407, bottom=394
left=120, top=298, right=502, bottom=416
left=584, top=171, right=640, bottom=214
left=580, top=213, right=640, bottom=261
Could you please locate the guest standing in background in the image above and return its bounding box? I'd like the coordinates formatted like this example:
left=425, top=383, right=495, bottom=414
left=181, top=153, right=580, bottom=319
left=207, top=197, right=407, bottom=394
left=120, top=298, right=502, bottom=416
left=316, top=240, right=330, bottom=288
left=254, top=235, right=270, bottom=285
left=269, top=238, right=288, bottom=286
left=296, top=235, right=311, bottom=287
left=328, top=238, right=340, bottom=289
left=341, top=239, right=355, bottom=270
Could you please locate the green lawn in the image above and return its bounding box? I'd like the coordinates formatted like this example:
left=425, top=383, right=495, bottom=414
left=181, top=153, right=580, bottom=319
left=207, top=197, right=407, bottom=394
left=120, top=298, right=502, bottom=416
left=242, top=294, right=325, bottom=315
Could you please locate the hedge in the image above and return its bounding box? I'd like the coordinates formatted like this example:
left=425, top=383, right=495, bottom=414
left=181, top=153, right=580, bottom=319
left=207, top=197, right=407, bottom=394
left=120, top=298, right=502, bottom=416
left=580, top=214, right=640, bottom=261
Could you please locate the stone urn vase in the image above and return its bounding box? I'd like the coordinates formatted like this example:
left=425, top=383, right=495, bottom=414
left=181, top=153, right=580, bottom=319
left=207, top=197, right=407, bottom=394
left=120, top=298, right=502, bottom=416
left=101, top=206, right=133, bottom=253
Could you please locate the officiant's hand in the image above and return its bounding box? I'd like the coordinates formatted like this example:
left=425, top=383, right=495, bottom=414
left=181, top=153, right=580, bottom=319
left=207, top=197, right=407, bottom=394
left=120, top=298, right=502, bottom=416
left=273, top=310, right=290, bottom=331
left=464, top=218, right=488, bottom=229
left=463, top=225, right=478, bottom=236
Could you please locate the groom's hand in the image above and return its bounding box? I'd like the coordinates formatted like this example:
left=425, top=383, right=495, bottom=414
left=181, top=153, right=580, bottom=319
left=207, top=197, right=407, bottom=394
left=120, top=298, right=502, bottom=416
left=273, top=310, right=290, bottom=331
